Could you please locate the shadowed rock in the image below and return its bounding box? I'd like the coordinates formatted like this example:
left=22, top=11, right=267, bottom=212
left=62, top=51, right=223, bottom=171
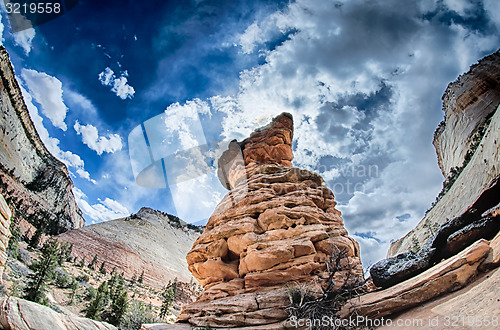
left=371, top=174, right=500, bottom=289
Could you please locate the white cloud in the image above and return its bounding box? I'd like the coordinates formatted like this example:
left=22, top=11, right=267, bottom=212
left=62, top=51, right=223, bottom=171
left=208, top=0, right=500, bottom=264
left=19, top=83, right=95, bottom=183
left=111, top=75, right=135, bottom=100
left=0, top=14, right=4, bottom=44
left=239, top=23, right=263, bottom=54
left=74, top=121, right=123, bottom=155
left=72, top=187, right=129, bottom=222
left=64, top=90, right=98, bottom=115
left=98, top=67, right=135, bottom=99
left=484, top=0, right=500, bottom=29
left=98, top=67, right=114, bottom=85
left=13, top=28, right=35, bottom=55
left=21, top=69, right=68, bottom=131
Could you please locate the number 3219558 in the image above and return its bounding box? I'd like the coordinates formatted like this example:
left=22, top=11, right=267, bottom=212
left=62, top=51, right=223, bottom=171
left=5, top=2, right=62, bottom=14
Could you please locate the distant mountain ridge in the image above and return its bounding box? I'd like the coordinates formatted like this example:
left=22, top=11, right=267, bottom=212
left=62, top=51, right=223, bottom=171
left=58, top=207, right=202, bottom=288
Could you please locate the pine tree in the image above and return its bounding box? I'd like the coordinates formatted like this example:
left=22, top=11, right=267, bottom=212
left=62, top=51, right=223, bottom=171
left=85, top=281, right=109, bottom=320
left=28, top=226, right=43, bottom=250
left=58, top=242, right=73, bottom=264
left=68, top=278, right=79, bottom=305
left=7, top=222, right=21, bottom=259
left=88, top=254, right=98, bottom=270
left=77, top=256, right=85, bottom=268
left=107, top=289, right=128, bottom=325
left=23, top=238, right=60, bottom=304
left=138, top=270, right=144, bottom=284
left=99, top=261, right=107, bottom=275
left=159, top=285, right=176, bottom=319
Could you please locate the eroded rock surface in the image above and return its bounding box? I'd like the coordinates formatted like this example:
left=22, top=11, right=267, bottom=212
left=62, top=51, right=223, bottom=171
left=0, top=193, right=11, bottom=282
left=0, top=47, right=84, bottom=234
left=58, top=208, right=201, bottom=288
left=389, top=50, right=500, bottom=257
left=179, top=113, right=363, bottom=327
left=0, top=296, right=117, bottom=330
left=343, top=239, right=492, bottom=320
left=372, top=175, right=500, bottom=288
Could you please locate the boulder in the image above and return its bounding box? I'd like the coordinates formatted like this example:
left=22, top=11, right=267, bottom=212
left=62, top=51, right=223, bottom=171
left=371, top=174, right=500, bottom=288
left=0, top=296, right=116, bottom=330
left=343, top=239, right=491, bottom=320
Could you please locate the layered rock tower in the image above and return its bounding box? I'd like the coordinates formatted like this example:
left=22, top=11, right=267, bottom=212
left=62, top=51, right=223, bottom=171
left=179, top=113, right=363, bottom=327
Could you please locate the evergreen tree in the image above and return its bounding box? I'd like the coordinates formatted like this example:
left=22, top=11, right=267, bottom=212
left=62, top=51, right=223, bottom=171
left=138, top=270, right=144, bottom=284
left=68, top=278, right=79, bottom=305
left=107, top=289, right=128, bottom=325
left=58, top=242, right=73, bottom=264
left=28, top=226, right=43, bottom=250
left=159, top=285, right=176, bottom=319
left=7, top=222, right=21, bottom=259
left=99, top=261, right=107, bottom=275
left=88, top=254, right=98, bottom=270
left=85, top=281, right=109, bottom=320
left=23, top=238, right=60, bottom=304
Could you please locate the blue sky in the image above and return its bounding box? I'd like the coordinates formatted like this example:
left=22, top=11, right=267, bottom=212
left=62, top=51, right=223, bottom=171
left=1, top=0, right=499, bottom=264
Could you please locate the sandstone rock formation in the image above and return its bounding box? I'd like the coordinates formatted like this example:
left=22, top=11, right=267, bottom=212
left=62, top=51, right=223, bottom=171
left=0, top=193, right=11, bottom=282
left=0, top=296, right=117, bottom=330
left=372, top=174, right=500, bottom=288
left=58, top=207, right=202, bottom=288
left=389, top=50, right=500, bottom=257
left=378, top=266, right=500, bottom=330
left=179, top=113, right=363, bottom=327
left=434, top=50, right=500, bottom=177
left=342, top=239, right=494, bottom=321
left=0, top=46, right=84, bottom=234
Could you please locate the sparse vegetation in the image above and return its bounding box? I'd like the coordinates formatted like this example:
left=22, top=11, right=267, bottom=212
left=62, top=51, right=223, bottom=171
left=425, top=110, right=495, bottom=215
left=120, top=300, right=160, bottom=330
left=23, top=238, right=61, bottom=305
left=84, top=271, right=129, bottom=326
left=159, top=281, right=177, bottom=319
left=286, top=246, right=366, bottom=330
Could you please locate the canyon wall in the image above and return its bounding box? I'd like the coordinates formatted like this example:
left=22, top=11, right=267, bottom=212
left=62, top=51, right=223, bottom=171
left=389, top=50, right=500, bottom=257
left=58, top=207, right=201, bottom=288
left=178, top=113, right=363, bottom=328
left=0, top=194, right=11, bottom=283
left=0, top=46, right=84, bottom=233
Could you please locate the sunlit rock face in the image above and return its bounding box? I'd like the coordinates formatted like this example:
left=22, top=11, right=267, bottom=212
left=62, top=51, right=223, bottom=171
left=389, top=50, right=500, bottom=257
left=179, top=113, right=363, bottom=328
left=0, top=194, right=11, bottom=283
left=58, top=207, right=201, bottom=288
left=0, top=47, right=84, bottom=234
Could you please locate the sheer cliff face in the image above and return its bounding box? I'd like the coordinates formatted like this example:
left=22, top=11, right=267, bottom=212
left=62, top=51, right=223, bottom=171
left=180, top=113, right=363, bottom=327
left=434, top=50, right=500, bottom=177
left=389, top=50, right=500, bottom=257
left=0, top=47, right=84, bottom=233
